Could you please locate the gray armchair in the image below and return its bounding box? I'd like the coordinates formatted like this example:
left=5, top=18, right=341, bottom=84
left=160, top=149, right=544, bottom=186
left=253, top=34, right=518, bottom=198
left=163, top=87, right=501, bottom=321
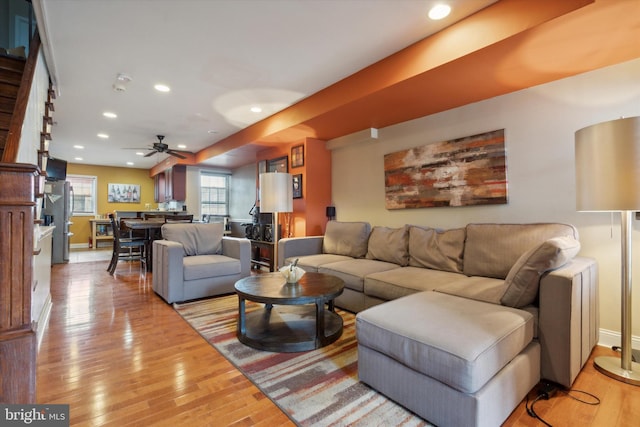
left=152, top=223, right=251, bottom=303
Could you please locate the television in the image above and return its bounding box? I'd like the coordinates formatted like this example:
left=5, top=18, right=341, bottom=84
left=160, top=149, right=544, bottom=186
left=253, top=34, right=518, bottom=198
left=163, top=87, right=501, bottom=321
left=45, top=157, right=67, bottom=181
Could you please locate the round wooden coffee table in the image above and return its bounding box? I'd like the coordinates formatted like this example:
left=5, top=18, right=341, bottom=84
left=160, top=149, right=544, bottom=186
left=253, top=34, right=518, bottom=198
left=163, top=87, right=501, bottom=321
left=234, top=272, right=344, bottom=352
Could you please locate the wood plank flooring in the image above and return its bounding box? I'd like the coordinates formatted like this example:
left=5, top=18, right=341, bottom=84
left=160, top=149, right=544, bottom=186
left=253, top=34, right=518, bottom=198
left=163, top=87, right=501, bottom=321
left=37, top=256, right=640, bottom=426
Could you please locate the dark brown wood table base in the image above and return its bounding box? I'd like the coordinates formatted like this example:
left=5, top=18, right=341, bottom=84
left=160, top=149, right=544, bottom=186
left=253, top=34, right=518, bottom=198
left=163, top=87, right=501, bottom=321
left=234, top=272, right=344, bottom=352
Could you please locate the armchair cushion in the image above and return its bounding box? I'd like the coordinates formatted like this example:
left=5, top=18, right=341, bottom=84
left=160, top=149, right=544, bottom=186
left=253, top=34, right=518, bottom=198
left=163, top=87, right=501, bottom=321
left=183, top=255, right=241, bottom=281
left=162, top=223, right=223, bottom=256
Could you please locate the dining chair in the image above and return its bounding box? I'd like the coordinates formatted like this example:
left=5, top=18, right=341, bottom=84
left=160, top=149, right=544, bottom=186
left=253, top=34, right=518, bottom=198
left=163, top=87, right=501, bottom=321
left=107, top=213, right=146, bottom=275
left=165, top=214, right=194, bottom=223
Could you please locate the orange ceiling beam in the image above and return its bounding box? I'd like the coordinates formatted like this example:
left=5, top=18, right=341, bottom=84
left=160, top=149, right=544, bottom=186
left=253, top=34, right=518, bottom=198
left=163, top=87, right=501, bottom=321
left=152, top=0, right=640, bottom=175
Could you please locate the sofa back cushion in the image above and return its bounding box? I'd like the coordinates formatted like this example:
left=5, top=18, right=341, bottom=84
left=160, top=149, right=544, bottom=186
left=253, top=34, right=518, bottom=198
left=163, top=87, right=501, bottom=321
left=463, top=223, right=579, bottom=279
left=162, top=223, right=223, bottom=256
left=323, top=221, right=371, bottom=258
left=366, top=225, right=410, bottom=266
left=501, top=236, right=581, bottom=307
left=408, top=226, right=465, bottom=273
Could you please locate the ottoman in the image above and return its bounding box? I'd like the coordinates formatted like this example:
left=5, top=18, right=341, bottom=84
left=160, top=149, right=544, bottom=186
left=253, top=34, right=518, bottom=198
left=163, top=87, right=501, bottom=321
left=356, top=291, right=540, bottom=427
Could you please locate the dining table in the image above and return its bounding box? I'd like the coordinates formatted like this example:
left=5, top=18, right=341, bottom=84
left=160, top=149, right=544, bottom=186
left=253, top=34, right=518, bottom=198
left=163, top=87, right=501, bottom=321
left=122, top=218, right=165, bottom=272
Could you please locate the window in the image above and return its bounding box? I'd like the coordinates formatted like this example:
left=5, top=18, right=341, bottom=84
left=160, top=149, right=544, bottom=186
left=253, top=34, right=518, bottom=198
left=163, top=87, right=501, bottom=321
left=200, top=172, right=228, bottom=215
left=67, top=175, right=97, bottom=216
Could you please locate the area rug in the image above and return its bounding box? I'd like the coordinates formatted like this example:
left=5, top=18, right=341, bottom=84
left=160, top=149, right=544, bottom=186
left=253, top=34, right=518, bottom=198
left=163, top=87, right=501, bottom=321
left=174, top=295, right=431, bottom=426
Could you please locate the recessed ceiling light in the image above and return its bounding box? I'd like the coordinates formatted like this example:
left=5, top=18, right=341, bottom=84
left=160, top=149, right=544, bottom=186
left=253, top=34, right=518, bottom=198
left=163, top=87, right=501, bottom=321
left=73, top=145, right=84, bottom=149
left=97, top=133, right=109, bottom=139
left=103, top=111, right=117, bottom=119
left=428, top=4, right=451, bottom=20
left=126, top=161, right=134, bottom=166
left=177, top=144, right=187, bottom=149
left=207, top=129, right=218, bottom=134
left=154, top=84, right=171, bottom=92
left=74, top=157, right=83, bottom=161
left=250, top=106, right=262, bottom=113
left=136, top=152, right=145, bottom=156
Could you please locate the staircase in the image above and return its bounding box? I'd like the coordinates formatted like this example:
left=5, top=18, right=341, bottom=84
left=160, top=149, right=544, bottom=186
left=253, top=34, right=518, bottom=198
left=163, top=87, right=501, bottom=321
left=0, top=54, right=25, bottom=160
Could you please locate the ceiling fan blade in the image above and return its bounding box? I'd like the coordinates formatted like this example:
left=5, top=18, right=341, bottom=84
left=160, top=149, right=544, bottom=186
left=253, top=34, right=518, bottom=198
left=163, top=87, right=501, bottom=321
left=143, top=150, right=157, bottom=157
left=166, top=150, right=187, bottom=159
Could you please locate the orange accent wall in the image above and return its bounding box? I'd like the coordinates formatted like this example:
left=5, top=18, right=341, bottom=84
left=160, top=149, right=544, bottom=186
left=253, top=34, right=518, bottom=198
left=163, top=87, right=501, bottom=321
left=257, top=138, right=331, bottom=237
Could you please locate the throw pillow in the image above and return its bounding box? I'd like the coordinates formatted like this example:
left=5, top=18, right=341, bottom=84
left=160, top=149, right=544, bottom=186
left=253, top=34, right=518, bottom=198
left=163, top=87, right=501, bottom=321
left=501, top=236, right=581, bottom=308
left=323, top=221, right=371, bottom=258
left=408, top=226, right=465, bottom=273
left=366, top=225, right=410, bottom=266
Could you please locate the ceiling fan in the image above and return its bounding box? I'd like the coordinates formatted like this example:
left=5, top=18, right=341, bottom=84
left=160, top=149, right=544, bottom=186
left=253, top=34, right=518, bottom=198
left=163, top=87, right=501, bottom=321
left=142, top=135, right=192, bottom=159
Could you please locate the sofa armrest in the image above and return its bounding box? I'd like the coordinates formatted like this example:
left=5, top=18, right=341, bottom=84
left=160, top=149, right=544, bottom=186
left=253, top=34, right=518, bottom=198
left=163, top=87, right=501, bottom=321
left=152, top=240, right=186, bottom=303
left=278, top=236, right=324, bottom=267
left=538, top=256, right=598, bottom=387
left=222, top=237, right=251, bottom=278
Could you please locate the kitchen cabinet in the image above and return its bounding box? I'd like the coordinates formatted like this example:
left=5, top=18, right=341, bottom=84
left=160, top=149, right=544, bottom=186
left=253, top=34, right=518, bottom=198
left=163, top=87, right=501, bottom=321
left=154, top=173, right=166, bottom=202
left=154, top=165, right=186, bottom=202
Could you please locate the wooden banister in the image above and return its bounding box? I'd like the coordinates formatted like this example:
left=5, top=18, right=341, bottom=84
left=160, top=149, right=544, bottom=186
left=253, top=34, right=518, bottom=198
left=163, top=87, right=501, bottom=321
left=1, top=32, right=41, bottom=163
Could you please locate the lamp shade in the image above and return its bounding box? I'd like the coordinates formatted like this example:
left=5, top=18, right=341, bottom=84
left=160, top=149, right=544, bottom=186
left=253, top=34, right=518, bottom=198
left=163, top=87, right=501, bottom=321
left=575, top=116, right=640, bottom=211
left=259, top=172, right=292, bottom=213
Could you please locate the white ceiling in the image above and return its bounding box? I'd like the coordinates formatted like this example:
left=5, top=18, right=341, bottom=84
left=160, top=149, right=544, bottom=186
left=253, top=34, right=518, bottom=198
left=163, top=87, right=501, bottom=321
left=36, top=0, right=496, bottom=170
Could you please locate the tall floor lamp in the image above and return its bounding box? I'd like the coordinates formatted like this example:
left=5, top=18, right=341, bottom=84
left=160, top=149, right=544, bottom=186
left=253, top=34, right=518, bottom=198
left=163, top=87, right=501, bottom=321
left=575, top=116, right=640, bottom=386
left=259, top=172, right=292, bottom=271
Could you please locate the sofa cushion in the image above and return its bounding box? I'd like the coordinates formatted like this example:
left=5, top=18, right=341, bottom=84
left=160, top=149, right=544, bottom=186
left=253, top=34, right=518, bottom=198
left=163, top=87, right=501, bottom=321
left=408, top=226, right=465, bottom=273
left=183, top=254, right=240, bottom=281
left=463, top=223, right=579, bottom=279
left=501, top=236, right=581, bottom=308
left=366, top=225, right=410, bottom=266
left=318, top=259, right=400, bottom=292
left=356, top=291, right=534, bottom=394
left=162, top=223, right=223, bottom=256
left=284, top=253, right=354, bottom=272
left=365, top=267, right=466, bottom=301
left=323, top=221, right=371, bottom=258
left=435, top=276, right=508, bottom=305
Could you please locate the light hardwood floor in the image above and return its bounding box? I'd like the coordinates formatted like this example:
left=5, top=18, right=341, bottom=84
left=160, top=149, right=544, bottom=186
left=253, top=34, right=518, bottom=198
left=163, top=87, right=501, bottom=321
left=37, top=255, right=640, bottom=426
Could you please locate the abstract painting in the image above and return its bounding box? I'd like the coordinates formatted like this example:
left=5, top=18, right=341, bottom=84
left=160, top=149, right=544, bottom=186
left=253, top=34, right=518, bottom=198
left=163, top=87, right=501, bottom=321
left=384, top=129, right=507, bottom=209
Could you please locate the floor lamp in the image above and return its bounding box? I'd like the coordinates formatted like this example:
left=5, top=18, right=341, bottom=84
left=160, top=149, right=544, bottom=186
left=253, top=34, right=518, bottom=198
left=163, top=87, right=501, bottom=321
left=575, top=116, right=640, bottom=386
left=259, top=172, right=292, bottom=271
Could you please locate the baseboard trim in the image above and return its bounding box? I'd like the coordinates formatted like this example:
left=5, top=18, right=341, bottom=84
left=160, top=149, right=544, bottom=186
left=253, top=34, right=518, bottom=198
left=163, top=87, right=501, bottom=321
left=598, top=328, right=640, bottom=351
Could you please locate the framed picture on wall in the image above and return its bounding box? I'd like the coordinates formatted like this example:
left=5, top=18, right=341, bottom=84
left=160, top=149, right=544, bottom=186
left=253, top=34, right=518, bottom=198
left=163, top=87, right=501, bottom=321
left=291, top=145, right=304, bottom=168
left=292, top=174, right=302, bottom=199
left=108, top=183, right=140, bottom=203
left=268, top=156, right=288, bottom=173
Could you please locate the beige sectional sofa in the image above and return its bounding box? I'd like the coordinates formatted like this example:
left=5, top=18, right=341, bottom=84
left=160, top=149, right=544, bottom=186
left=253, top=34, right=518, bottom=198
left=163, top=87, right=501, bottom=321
left=279, top=221, right=598, bottom=427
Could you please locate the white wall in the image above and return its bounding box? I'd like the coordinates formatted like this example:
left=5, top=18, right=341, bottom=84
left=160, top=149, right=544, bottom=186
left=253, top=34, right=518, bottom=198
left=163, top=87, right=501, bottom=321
left=330, top=58, right=640, bottom=346
left=17, top=49, right=49, bottom=165
left=229, top=162, right=256, bottom=223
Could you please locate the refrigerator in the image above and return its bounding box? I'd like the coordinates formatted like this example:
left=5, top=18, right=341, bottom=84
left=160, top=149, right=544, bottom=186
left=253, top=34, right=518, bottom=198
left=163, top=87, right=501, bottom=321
left=43, top=180, right=73, bottom=264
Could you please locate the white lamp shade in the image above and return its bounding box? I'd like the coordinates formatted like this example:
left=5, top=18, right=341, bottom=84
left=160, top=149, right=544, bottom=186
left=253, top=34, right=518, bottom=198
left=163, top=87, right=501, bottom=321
left=575, top=116, right=640, bottom=212
left=259, top=172, right=293, bottom=213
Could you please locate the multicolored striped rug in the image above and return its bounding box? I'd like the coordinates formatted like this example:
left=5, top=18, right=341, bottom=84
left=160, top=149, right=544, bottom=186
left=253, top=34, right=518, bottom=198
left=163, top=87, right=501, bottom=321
left=174, top=294, right=430, bottom=426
